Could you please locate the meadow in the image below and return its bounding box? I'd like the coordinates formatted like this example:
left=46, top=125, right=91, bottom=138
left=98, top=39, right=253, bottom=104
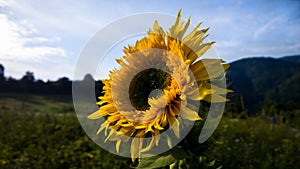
left=0, top=93, right=299, bottom=169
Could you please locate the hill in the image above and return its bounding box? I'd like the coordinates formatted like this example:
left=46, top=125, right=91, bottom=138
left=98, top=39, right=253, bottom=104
left=280, top=55, right=300, bottom=63
left=227, top=55, right=300, bottom=115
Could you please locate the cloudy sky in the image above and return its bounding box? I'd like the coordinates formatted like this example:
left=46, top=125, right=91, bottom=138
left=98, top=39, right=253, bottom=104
left=0, top=0, right=299, bottom=81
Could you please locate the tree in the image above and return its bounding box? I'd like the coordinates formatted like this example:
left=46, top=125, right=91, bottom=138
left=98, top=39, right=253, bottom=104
left=0, top=64, right=5, bottom=82
left=21, top=71, right=35, bottom=82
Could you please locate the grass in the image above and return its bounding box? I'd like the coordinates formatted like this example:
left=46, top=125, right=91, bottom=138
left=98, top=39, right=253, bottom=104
left=0, top=93, right=131, bottom=169
left=213, top=117, right=300, bottom=168
left=0, top=93, right=299, bottom=168
left=0, top=93, right=74, bottom=114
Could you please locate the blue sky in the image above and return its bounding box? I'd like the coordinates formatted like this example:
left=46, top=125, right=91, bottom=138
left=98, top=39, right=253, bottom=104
left=0, top=0, right=299, bottom=81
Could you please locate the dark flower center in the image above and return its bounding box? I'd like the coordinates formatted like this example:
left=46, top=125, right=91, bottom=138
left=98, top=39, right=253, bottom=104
left=129, top=68, right=171, bottom=111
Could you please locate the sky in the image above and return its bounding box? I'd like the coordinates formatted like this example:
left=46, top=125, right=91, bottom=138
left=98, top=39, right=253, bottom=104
left=0, top=0, right=299, bottom=81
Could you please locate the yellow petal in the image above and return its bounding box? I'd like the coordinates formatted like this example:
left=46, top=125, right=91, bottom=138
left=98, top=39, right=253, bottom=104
left=87, top=110, right=102, bottom=119
left=171, top=104, right=181, bottom=116
left=154, top=119, right=164, bottom=130
left=153, top=20, right=165, bottom=34
left=97, top=123, right=108, bottom=135
left=106, top=114, right=121, bottom=123
left=154, top=130, right=160, bottom=146
left=116, top=139, right=121, bottom=153
left=145, top=122, right=155, bottom=133
left=167, top=135, right=173, bottom=148
left=168, top=106, right=177, bottom=117
left=117, top=127, right=132, bottom=135
left=180, top=106, right=202, bottom=121
left=204, top=94, right=229, bottom=103
left=177, top=16, right=191, bottom=39
left=188, top=86, right=212, bottom=100
left=96, top=100, right=107, bottom=106
left=185, top=59, right=192, bottom=65
left=187, top=28, right=209, bottom=46
left=141, top=136, right=155, bottom=153
left=171, top=117, right=180, bottom=138
left=210, top=84, right=233, bottom=95
left=131, top=138, right=142, bottom=162
left=135, top=125, right=147, bottom=129
left=194, top=42, right=215, bottom=61
left=169, top=9, right=182, bottom=36
left=182, top=22, right=203, bottom=43
left=104, top=129, right=115, bottom=143
left=166, top=115, right=180, bottom=138
left=194, top=64, right=228, bottom=81
left=190, top=59, right=222, bottom=73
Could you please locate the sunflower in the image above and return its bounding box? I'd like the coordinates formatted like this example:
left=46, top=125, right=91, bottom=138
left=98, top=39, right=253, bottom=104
left=88, top=10, right=230, bottom=161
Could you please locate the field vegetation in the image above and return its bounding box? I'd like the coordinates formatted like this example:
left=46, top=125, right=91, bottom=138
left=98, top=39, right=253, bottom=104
left=0, top=93, right=299, bottom=168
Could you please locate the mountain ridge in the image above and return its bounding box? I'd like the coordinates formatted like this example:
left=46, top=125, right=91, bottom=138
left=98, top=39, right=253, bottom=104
left=227, top=55, right=300, bottom=115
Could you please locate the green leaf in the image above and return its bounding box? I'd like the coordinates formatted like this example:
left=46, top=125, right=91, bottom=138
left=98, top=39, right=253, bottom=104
left=207, top=160, right=215, bottom=167
left=137, top=147, right=189, bottom=169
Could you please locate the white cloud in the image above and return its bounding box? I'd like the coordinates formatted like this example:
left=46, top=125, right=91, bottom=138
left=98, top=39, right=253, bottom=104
left=0, top=12, right=69, bottom=80
left=0, top=13, right=67, bottom=61
left=253, top=16, right=282, bottom=40
left=0, top=0, right=7, bottom=7
left=2, top=0, right=105, bottom=37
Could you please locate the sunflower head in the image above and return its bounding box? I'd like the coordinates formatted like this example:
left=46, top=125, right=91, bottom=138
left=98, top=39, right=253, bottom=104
left=88, top=10, right=230, bottom=162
